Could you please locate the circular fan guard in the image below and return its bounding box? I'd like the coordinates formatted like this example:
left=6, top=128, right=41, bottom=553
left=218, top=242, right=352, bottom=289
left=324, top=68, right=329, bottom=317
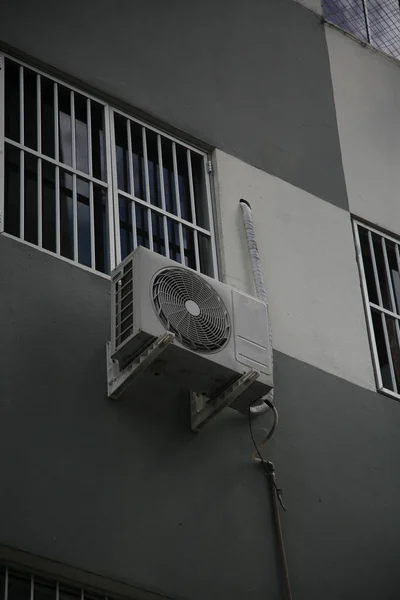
left=152, top=267, right=231, bottom=353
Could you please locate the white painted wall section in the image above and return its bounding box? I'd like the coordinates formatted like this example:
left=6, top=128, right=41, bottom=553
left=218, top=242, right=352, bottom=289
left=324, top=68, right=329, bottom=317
left=326, top=26, right=400, bottom=237
left=294, top=0, right=322, bottom=14
left=214, top=149, right=375, bottom=392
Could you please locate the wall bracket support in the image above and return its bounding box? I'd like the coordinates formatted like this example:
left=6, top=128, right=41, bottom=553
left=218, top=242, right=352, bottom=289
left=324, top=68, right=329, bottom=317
left=190, top=369, right=260, bottom=431
left=106, top=333, right=175, bottom=399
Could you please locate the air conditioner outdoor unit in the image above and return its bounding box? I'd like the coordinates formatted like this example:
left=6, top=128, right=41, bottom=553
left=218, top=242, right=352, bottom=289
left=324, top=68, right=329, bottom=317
left=106, top=246, right=273, bottom=430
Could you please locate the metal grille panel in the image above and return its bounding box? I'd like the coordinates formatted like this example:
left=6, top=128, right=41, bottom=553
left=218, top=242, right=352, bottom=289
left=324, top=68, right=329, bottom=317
left=0, top=54, right=218, bottom=279
left=0, top=566, right=120, bottom=600
left=323, top=0, right=400, bottom=61
left=354, top=220, right=400, bottom=399
left=152, top=267, right=231, bottom=352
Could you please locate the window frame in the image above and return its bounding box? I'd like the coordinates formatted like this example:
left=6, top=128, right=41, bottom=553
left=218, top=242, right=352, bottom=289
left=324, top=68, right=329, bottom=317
left=0, top=52, right=218, bottom=279
left=353, top=217, right=400, bottom=400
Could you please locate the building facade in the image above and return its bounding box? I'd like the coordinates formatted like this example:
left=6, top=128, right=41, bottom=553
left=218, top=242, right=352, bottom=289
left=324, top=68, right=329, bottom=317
left=0, top=0, right=400, bottom=598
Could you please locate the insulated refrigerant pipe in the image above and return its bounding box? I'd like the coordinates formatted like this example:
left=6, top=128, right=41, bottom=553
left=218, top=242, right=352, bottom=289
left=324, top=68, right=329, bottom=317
left=239, top=199, right=274, bottom=415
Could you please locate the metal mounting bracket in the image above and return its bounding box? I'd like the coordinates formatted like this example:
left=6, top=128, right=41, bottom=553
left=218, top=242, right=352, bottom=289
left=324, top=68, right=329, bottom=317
left=106, top=332, right=175, bottom=399
left=190, top=369, right=260, bottom=431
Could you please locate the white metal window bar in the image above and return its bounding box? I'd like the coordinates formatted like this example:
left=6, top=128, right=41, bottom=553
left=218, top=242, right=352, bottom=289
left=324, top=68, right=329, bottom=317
left=0, top=54, right=217, bottom=278
left=354, top=219, right=400, bottom=400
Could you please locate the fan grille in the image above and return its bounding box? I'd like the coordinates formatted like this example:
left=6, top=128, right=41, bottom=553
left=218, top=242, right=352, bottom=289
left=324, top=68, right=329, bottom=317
left=152, top=267, right=231, bottom=353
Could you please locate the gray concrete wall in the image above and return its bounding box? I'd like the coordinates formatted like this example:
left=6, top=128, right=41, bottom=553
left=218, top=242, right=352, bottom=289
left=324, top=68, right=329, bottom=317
left=1, top=234, right=400, bottom=600
left=0, top=0, right=347, bottom=209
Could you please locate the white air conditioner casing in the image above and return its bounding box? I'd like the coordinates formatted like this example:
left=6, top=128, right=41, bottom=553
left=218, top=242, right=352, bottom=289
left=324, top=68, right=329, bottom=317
left=110, top=246, right=273, bottom=413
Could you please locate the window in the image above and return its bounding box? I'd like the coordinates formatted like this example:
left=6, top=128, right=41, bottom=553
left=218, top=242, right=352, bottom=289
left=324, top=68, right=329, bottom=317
left=0, top=55, right=217, bottom=278
left=354, top=220, right=400, bottom=398
left=0, top=565, right=132, bottom=600
left=322, top=0, right=400, bottom=62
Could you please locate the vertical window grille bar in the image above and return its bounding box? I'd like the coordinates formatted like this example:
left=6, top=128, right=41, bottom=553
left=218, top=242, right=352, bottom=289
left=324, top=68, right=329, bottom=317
left=72, top=173, right=78, bottom=261
left=142, top=126, right=151, bottom=204
left=172, top=141, right=185, bottom=263
left=141, top=126, right=153, bottom=252
left=55, top=165, right=60, bottom=254
left=381, top=311, right=398, bottom=393
left=19, top=65, right=24, bottom=145
left=37, top=157, right=42, bottom=246
left=4, top=568, right=8, bottom=600
left=202, top=155, right=218, bottom=277
left=71, top=90, right=76, bottom=170
left=89, top=180, right=95, bottom=270
left=368, top=230, right=384, bottom=306
left=103, top=105, right=116, bottom=271
left=30, top=575, right=34, bottom=600
left=20, top=150, right=25, bottom=239
left=126, top=120, right=135, bottom=196
left=0, top=55, right=5, bottom=233
left=56, top=582, right=59, bottom=600
left=157, top=134, right=169, bottom=258
left=54, top=83, right=59, bottom=162
left=109, top=108, right=121, bottom=265
left=187, top=149, right=200, bottom=271
left=101, top=104, right=115, bottom=272
left=37, top=74, right=42, bottom=153
left=87, top=98, right=93, bottom=177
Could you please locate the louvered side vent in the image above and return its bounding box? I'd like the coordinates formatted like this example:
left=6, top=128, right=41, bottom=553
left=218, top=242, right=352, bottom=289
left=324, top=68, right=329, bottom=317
left=113, top=260, right=135, bottom=354
left=152, top=267, right=231, bottom=353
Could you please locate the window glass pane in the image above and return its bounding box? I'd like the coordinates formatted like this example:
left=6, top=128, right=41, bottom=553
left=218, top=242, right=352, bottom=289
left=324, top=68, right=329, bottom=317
left=60, top=170, right=74, bottom=259
left=119, top=195, right=133, bottom=260
left=386, top=240, right=400, bottom=313
left=75, top=94, right=89, bottom=174
left=371, top=233, right=391, bottom=309
left=91, top=101, right=106, bottom=181
left=191, top=152, right=209, bottom=229
left=146, top=130, right=161, bottom=207
left=77, top=178, right=91, bottom=267
left=58, top=87, right=72, bottom=167
left=33, top=580, right=56, bottom=600
left=130, top=121, right=145, bottom=200
left=167, top=218, right=181, bottom=263
left=5, top=58, right=20, bottom=142
left=322, top=0, right=368, bottom=41
left=135, top=203, right=149, bottom=249
left=161, top=139, right=177, bottom=215
left=24, top=68, right=38, bottom=151
left=114, top=114, right=129, bottom=193
left=367, top=0, right=400, bottom=61
left=93, top=184, right=110, bottom=274
left=41, top=77, right=55, bottom=158
left=42, top=161, right=56, bottom=252
left=359, top=228, right=378, bottom=304
left=8, top=573, right=31, bottom=600
left=182, top=225, right=196, bottom=269
left=152, top=211, right=166, bottom=256
left=176, top=146, right=192, bottom=222
left=4, top=143, right=20, bottom=237
left=198, top=232, right=213, bottom=276
left=385, top=313, right=400, bottom=390
left=24, top=153, right=38, bottom=245
left=372, top=308, right=391, bottom=389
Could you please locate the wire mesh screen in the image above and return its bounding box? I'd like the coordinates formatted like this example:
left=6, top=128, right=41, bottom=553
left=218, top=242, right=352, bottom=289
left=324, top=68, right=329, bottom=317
left=323, top=0, right=400, bottom=60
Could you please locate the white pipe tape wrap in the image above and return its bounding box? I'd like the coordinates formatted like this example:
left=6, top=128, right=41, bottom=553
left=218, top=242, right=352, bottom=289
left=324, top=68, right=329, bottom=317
left=240, top=200, right=274, bottom=414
